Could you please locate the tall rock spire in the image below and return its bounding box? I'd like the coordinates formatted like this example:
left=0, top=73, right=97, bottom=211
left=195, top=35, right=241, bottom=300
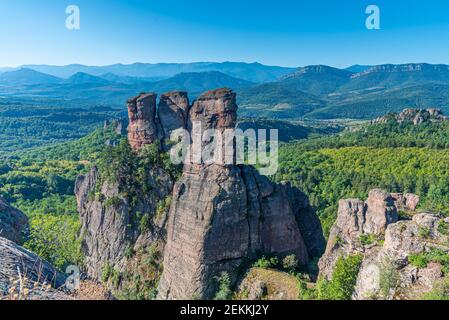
left=127, top=93, right=159, bottom=150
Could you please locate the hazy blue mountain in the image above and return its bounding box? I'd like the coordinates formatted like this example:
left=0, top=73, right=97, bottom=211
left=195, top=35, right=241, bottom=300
left=21, top=62, right=295, bottom=83
left=279, top=65, right=353, bottom=96
left=0, top=68, right=62, bottom=85
left=146, top=71, right=254, bottom=96
left=0, top=67, right=16, bottom=75
left=99, top=73, right=164, bottom=84
left=0, top=70, right=254, bottom=106
left=65, top=72, right=113, bottom=85
left=345, top=65, right=372, bottom=73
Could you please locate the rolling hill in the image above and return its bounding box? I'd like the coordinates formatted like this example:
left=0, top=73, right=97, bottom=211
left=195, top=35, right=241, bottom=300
left=147, top=71, right=253, bottom=96
left=20, top=62, right=295, bottom=83
left=0, top=68, right=62, bottom=85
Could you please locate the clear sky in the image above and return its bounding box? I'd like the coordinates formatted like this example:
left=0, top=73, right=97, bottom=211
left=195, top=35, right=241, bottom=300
left=1, top=0, right=449, bottom=68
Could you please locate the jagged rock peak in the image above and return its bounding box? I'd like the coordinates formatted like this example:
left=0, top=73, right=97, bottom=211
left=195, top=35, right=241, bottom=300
left=127, top=92, right=159, bottom=150
left=126, top=88, right=237, bottom=151
left=158, top=91, right=190, bottom=143
left=371, top=108, right=449, bottom=125
left=157, top=87, right=325, bottom=300
left=189, top=88, right=238, bottom=131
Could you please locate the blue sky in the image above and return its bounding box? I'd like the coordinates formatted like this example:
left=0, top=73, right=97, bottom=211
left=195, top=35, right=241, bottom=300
left=1, top=0, right=449, bottom=68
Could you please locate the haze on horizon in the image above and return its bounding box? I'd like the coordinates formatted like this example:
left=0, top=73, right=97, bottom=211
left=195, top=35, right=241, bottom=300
left=1, top=0, right=449, bottom=68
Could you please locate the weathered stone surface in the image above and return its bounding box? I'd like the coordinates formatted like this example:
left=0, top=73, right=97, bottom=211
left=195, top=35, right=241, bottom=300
left=158, top=91, right=189, bottom=146
left=127, top=93, right=159, bottom=150
left=188, top=88, right=238, bottom=132
left=0, top=237, right=68, bottom=299
left=77, top=88, right=323, bottom=300
left=0, top=197, right=28, bottom=245
left=354, top=213, right=449, bottom=300
left=391, top=193, right=420, bottom=211
left=319, top=190, right=398, bottom=280
left=364, top=189, right=398, bottom=235
left=372, top=108, right=449, bottom=125
left=319, top=189, right=448, bottom=300
left=158, top=88, right=323, bottom=300
left=75, top=166, right=173, bottom=281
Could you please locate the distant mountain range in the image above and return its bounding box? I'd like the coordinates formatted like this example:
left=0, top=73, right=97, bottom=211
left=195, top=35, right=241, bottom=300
left=1, top=62, right=449, bottom=120
left=238, top=63, right=449, bottom=119
left=0, top=62, right=294, bottom=83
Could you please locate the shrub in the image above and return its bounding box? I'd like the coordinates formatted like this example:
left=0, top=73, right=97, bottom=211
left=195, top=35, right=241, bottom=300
left=297, top=279, right=317, bottom=300
left=253, top=256, right=279, bottom=269
left=437, top=221, right=449, bottom=236
left=214, top=272, right=232, bottom=300
left=422, top=279, right=449, bottom=300
left=105, top=196, right=122, bottom=209
left=379, top=257, right=399, bottom=299
left=418, top=226, right=431, bottom=239
left=408, top=253, right=429, bottom=268
left=316, top=254, right=363, bottom=300
left=283, top=255, right=299, bottom=272
left=359, top=233, right=381, bottom=246
left=409, top=249, right=449, bottom=275
left=24, top=213, right=83, bottom=270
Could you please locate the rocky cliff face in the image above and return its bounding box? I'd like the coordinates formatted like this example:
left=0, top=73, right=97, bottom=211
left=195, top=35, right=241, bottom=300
left=0, top=197, right=28, bottom=245
left=157, top=88, right=325, bottom=300
left=76, top=88, right=325, bottom=300
left=127, top=93, right=160, bottom=150
left=75, top=164, right=174, bottom=283
left=319, top=189, right=449, bottom=300
left=372, top=108, right=449, bottom=125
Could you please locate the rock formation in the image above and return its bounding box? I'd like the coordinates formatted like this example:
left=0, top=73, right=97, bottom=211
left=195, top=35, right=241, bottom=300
left=0, top=197, right=28, bottom=245
left=127, top=93, right=160, bottom=150
left=75, top=165, right=174, bottom=282
left=372, top=108, right=449, bottom=125
left=157, top=88, right=325, bottom=299
left=76, top=88, right=325, bottom=300
left=158, top=91, right=190, bottom=145
left=319, top=189, right=449, bottom=300
left=0, top=237, right=69, bottom=299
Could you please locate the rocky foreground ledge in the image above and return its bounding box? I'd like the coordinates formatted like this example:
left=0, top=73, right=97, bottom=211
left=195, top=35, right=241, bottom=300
left=319, top=189, right=449, bottom=300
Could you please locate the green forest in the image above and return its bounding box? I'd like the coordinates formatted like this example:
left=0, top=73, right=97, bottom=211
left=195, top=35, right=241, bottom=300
left=2, top=109, right=449, bottom=288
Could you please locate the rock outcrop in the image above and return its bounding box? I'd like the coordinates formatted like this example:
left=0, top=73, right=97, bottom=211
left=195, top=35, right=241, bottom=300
left=158, top=91, right=190, bottom=145
left=0, top=237, right=69, bottom=300
left=372, top=108, right=449, bottom=125
left=127, top=93, right=160, bottom=150
left=75, top=165, right=173, bottom=281
left=157, top=89, right=325, bottom=300
left=319, top=189, right=449, bottom=300
left=0, top=197, right=28, bottom=245
left=76, top=88, right=325, bottom=300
